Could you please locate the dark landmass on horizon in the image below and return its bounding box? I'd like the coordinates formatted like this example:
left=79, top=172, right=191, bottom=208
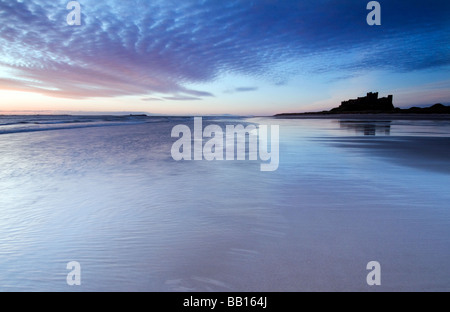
left=275, top=92, right=450, bottom=119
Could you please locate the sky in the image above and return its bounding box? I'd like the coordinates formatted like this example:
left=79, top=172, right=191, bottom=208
left=0, top=0, right=449, bottom=115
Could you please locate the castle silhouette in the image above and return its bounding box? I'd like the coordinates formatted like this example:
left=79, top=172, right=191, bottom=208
left=331, top=92, right=394, bottom=112
left=275, top=92, right=450, bottom=116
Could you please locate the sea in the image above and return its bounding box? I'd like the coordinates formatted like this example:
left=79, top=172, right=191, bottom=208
left=0, top=115, right=449, bottom=291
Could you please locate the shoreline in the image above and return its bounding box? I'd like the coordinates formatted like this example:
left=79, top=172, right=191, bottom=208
left=272, top=113, right=450, bottom=120
left=2, top=113, right=450, bottom=121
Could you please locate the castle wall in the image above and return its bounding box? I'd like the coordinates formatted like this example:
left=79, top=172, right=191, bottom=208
left=339, top=93, right=394, bottom=112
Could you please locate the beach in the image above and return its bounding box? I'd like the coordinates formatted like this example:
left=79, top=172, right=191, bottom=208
left=0, top=116, right=449, bottom=291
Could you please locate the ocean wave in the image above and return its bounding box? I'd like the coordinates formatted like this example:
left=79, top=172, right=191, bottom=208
left=0, top=122, right=139, bottom=135
left=0, top=115, right=245, bottom=135
left=0, top=115, right=181, bottom=135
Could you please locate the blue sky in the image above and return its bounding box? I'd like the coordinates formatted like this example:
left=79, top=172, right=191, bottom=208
left=0, top=0, right=449, bottom=115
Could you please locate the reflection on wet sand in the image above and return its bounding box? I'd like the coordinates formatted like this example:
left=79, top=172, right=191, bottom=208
left=339, top=120, right=391, bottom=136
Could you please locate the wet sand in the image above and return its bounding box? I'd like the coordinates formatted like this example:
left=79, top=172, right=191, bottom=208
left=1, top=117, right=449, bottom=291
left=317, top=136, right=450, bottom=174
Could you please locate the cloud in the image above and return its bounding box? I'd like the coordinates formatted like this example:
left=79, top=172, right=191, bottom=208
left=224, top=86, right=259, bottom=94
left=163, top=96, right=202, bottom=101
left=235, top=87, right=258, bottom=92
left=0, top=0, right=448, bottom=101
left=142, top=97, right=163, bottom=101
left=181, top=89, right=214, bottom=97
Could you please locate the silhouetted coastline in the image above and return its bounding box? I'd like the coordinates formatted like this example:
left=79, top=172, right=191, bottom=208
left=275, top=92, right=450, bottom=119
